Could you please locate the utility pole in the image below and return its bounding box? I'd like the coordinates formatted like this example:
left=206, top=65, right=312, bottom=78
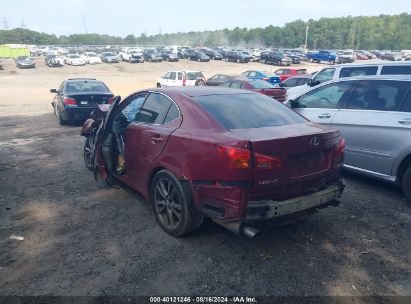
left=304, top=22, right=309, bottom=52
left=83, top=15, right=88, bottom=34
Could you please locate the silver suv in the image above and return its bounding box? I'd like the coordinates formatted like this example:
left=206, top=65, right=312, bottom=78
left=286, top=76, right=411, bottom=202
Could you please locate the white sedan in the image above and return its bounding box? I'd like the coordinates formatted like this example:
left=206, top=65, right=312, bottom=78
left=84, top=52, right=102, bottom=64
left=65, top=54, right=87, bottom=66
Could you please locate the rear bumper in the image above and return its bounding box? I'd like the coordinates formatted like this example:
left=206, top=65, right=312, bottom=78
left=246, top=181, right=344, bottom=221
left=62, top=107, right=95, bottom=122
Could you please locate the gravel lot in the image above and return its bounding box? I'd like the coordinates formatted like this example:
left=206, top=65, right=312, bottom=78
left=0, top=57, right=410, bottom=297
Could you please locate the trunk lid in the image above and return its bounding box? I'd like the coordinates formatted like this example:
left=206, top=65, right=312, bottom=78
left=255, top=88, right=286, bottom=102
left=229, top=123, right=341, bottom=198
left=69, top=93, right=113, bottom=107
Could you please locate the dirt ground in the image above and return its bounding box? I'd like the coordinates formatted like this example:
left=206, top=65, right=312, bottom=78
left=0, top=57, right=410, bottom=297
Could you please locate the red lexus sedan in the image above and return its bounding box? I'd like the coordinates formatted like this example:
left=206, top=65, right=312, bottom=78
left=221, top=79, right=287, bottom=102
left=88, top=87, right=345, bottom=237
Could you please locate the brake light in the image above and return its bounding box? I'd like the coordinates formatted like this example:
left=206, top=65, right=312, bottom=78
left=255, top=153, right=283, bottom=170
left=216, top=145, right=251, bottom=169
left=261, top=77, right=269, bottom=81
left=63, top=97, right=77, bottom=105
left=108, top=97, right=114, bottom=104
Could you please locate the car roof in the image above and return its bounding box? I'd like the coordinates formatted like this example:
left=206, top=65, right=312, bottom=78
left=155, top=86, right=254, bottom=97
left=329, top=75, right=411, bottom=82
left=329, top=61, right=411, bottom=68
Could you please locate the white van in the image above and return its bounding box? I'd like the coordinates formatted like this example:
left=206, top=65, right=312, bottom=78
left=287, top=61, right=411, bottom=99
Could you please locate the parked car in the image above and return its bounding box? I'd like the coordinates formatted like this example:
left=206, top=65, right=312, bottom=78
left=287, top=61, right=411, bottom=99
left=15, top=56, right=36, bottom=69
left=100, top=52, right=120, bottom=63
left=0, top=60, right=3, bottom=70
left=50, top=78, right=114, bottom=125
left=119, top=48, right=144, bottom=63
left=157, top=70, right=207, bottom=87
left=274, top=68, right=308, bottom=82
left=284, top=51, right=302, bottom=64
left=278, top=75, right=312, bottom=90
left=206, top=74, right=236, bottom=86
left=260, top=51, right=292, bottom=66
left=306, top=50, right=337, bottom=64
left=241, top=70, right=281, bottom=85
left=65, top=54, right=87, bottom=66
left=354, top=52, right=369, bottom=60
left=225, top=51, right=250, bottom=63
left=336, top=50, right=355, bottom=63
left=221, top=79, right=287, bottom=102
left=143, top=49, right=163, bottom=62
left=160, top=50, right=179, bottom=62
left=45, top=54, right=65, bottom=67
left=89, top=87, right=345, bottom=237
left=83, top=52, right=102, bottom=64
left=381, top=52, right=403, bottom=61
left=286, top=76, right=411, bottom=203
left=177, top=49, right=190, bottom=59
left=188, top=51, right=210, bottom=62
left=199, top=49, right=223, bottom=60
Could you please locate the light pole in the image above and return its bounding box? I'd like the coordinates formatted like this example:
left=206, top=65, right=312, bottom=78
left=304, top=22, right=309, bottom=52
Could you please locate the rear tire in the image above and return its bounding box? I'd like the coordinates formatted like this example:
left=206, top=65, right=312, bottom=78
left=402, top=165, right=411, bottom=203
left=58, top=109, right=68, bottom=125
left=150, top=170, right=203, bottom=237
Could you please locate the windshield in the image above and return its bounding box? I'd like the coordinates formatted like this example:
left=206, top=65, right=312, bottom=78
left=103, top=52, right=115, bottom=56
left=249, top=80, right=275, bottom=89
left=194, top=93, right=305, bottom=129
left=65, top=81, right=110, bottom=93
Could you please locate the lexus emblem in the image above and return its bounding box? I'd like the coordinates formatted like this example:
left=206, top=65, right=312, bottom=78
left=310, top=136, right=320, bottom=148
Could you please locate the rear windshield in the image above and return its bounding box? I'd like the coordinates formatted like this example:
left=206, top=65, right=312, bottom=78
left=297, top=69, right=307, bottom=74
left=65, top=81, right=110, bottom=93
left=249, top=80, right=275, bottom=89
left=194, top=93, right=305, bottom=129
left=186, top=72, right=203, bottom=80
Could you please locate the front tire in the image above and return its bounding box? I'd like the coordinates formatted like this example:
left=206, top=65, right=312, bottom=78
left=83, top=137, right=94, bottom=171
left=151, top=170, right=203, bottom=237
left=402, top=165, right=411, bottom=203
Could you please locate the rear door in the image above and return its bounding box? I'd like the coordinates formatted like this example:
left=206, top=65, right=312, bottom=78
left=123, top=92, right=182, bottom=191
left=331, top=79, right=411, bottom=177
left=291, top=80, right=355, bottom=127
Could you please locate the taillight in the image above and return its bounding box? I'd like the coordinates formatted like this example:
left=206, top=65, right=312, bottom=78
left=108, top=97, right=114, bottom=104
left=182, top=76, right=186, bottom=86
left=63, top=97, right=77, bottom=105
left=334, top=138, right=345, bottom=166
left=261, top=77, right=269, bottom=81
left=216, top=145, right=251, bottom=169
left=255, top=153, right=283, bottom=170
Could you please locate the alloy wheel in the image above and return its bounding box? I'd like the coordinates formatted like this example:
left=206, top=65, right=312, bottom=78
left=154, top=178, right=182, bottom=230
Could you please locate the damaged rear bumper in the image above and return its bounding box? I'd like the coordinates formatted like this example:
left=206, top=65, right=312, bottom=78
left=246, top=181, right=345, bottom=221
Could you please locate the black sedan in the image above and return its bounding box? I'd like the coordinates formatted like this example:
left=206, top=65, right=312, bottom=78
left=199, top=49, right=223, bottom=60
left=189, top=51, right=210, bottom=62
left=225, top=51, right=250, bottom=63
left=160, top=50, right=179, bottom=62
left=51, top=78, right=114, bottom=125
left=15, top=56, right=36, bottom=69
left=206, top=74, right=236, bottom=86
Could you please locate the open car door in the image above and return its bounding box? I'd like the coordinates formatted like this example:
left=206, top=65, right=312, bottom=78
left=93, top=96, right=121, bottom=180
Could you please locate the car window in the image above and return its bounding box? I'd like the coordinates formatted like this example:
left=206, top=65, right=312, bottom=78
left=295, top=81, right=353, bottom=109
left=283, top=69, right=291, bottom=75
left=297, top=78, right=311, bottom=86
left=65, top=81, right=109, bottom=93
left=275, top=70, right=284, bottom=75
left=313, top=68, right=335, bottom=84
left=136, top=93, right=172, bottom=124
left=169, top=72, right=176, bottom=80
left=401, top=92, right=411, bottom=113
left=164, top=103, right=179, bottom=123
left=283, top=78, right=298, bottom=87
left=347, top=80, right=410, bottom=111
left=221, top=82, right=232, bottom=87
left=194, top=93, right=306, bottom=129
left=230, top=82, right=243, bottom=89
left=163, top=72, right=171, bottom=80
left=249, top=71, right=257, bottom=77
left=297, top=69, right=307, bottom=74
left=209, top=74, right=220, bottom=80
left=339, top=66, right=378, bottom=78
left=177, top=72, right=183, bottom=81
left=121, top=94, right=147, bottom=122
left=381, top=65, right=411, bottom=75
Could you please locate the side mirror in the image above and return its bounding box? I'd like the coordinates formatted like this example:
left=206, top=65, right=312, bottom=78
left=289, top=99, right=299, bottom=108
left=50, top=89, right=58, bottom=93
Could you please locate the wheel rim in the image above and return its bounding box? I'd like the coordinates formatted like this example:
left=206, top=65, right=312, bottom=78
left=154, top=178, right=182, bottom=230
left=84, top=137, right=94, bottom=168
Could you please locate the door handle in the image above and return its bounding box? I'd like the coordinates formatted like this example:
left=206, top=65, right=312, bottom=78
left=398, top=119, right=411, bottom=125
left=318, top=113, right=331, bottom=119
left=151, top=135, right=164, bottom=143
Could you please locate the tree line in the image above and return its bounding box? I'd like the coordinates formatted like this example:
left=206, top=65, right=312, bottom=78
left=0, top=13, right=410, bottom=50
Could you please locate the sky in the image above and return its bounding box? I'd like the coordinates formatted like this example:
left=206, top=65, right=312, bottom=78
left=1, top=0, right=410, bottom=37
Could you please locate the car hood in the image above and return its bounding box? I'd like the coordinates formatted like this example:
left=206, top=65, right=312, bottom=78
left=18, top=59, right=34, bottom=64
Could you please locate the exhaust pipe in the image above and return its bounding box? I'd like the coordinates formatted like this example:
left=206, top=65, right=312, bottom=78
left=212, top=219, right=259, bottom=238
